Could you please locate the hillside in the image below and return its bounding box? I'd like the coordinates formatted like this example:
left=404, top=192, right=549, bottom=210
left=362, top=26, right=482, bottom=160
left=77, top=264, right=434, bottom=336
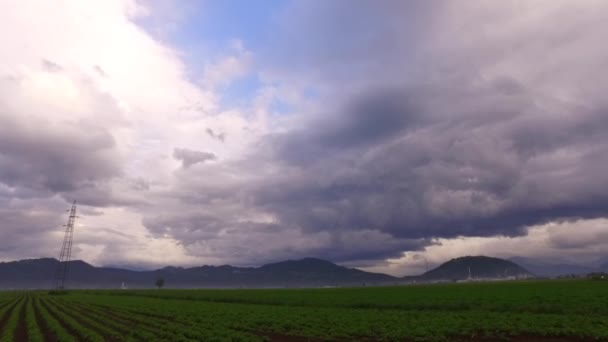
left=509, top=257, right=595, bottom=277
left=0, top=255, right=544, bottom=289
left=421, top=256, right=533, bottom=281
left=0, top=257, right=397, bottom=289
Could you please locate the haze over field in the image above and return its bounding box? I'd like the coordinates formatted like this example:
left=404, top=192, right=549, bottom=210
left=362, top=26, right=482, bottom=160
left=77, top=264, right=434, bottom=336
left=1, top=0, right=607, bottom=276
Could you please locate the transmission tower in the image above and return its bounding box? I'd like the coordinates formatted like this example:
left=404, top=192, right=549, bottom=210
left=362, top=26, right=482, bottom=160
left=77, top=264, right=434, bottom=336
left=53, top=201, right=78, bottom=290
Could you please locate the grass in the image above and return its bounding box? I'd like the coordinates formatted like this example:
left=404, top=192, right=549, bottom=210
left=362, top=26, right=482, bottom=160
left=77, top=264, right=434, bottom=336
left=0, top=280, right=606, bottom=341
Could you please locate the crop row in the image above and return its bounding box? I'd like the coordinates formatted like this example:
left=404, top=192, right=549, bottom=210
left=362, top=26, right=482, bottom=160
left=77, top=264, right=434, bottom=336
left=82, top=280, right=608, bottom=316
left=0, top=292, right=266, bottom=342
left=0, top=294, right=23, bottom=342
left=24, top=297, right=43, bottom=342
left=64, top=290, right=608, bottom=341
left=1, top=281, right=607, bottom=342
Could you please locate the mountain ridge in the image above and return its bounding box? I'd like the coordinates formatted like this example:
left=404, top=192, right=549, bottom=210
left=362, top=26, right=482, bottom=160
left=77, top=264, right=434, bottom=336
left=508, top=257, right=596, bottom=277
left=421, top=256, right=533, bottom=281
left=4, top=255, right=598, bottom=289
left=0, top=257, right=398, bottom=289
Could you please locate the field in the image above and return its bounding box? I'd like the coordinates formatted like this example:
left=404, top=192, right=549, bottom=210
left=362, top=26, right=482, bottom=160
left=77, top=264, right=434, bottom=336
left=0, top=280, right=606, bottom=341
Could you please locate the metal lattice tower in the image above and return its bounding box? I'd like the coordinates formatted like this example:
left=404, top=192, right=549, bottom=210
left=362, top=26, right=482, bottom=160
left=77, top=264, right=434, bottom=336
left=53, top=201, right=78, bottom=290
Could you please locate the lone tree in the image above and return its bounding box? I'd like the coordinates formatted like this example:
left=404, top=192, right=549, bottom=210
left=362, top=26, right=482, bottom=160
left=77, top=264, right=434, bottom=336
left=155, top=277, right=165, bottom=289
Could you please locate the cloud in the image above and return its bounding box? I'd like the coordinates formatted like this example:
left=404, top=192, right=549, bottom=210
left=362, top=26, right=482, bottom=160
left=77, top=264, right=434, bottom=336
left=206, top=128, right=226, bottom=142
left=257, top=1, right=608, bottom=239
left=137, top=0, right=608, bottom=266
left=548, top=219, right=608, bottom=250
left=365, top=219, right=608, bottom=276
left=3, top=0, right=608, bottom=270
left=173, top=148, right=217, bottom=168
left=0, top=73, right=122, bottom=199
left=41, top=59, right=63, bottom=73
left=201, top=42, right=252, bottom=89
left=93, top=65, right=108, bottom=78
left=252, top=83, right=608, bottom=242
left=0, top=197, right=67, bottom=260
left=0, top=0, right=215, bottom=265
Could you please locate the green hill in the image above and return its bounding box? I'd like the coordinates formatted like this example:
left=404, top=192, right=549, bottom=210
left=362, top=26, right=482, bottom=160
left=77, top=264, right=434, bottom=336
left=422, top=256, right=533, bottom=281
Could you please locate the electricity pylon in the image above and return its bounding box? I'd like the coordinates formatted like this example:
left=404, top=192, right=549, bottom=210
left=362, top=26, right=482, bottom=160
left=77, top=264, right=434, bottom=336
left=53, top=201, right=78, bottom=290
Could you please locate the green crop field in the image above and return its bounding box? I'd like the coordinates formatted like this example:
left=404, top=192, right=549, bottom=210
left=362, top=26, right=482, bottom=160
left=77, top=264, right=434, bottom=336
left=0, top=280, right=606, bottom=341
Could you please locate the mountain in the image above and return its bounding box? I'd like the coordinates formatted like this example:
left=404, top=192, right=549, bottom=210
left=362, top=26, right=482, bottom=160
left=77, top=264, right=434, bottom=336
left=508, top=257, right=595, bottom=277
left=421, top=256, right=533, bottom=281
left=0, top=257, right=398, bottom=289
left=257, top=258, right=396, bottom=284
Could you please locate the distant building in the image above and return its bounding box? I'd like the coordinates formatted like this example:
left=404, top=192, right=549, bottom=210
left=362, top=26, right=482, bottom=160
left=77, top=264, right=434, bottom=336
left=588, top=273, right=607, bottom=281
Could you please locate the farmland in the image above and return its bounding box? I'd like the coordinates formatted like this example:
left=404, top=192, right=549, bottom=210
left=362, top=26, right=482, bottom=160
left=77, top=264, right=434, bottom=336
left=0, top=280, right=606, bottom=341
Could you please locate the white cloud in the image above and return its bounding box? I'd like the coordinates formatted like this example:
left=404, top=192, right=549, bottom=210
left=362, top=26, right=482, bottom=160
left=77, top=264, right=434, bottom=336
left=0, top=0, right=239, bottom=266
left=2, top=0, right=608, bottom=272
left=363, top=218, right=608, bottom=276
left=201, top=41, right=253, bottom=89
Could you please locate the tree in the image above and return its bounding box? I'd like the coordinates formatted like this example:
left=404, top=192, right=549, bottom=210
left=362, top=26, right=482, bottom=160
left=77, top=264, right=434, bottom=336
left=155, top=277, right=165, bottom=289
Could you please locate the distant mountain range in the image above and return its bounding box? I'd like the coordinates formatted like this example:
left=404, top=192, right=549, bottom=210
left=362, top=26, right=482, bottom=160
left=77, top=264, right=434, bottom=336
left=0, top=257, right=396, bottom=289
left=0, top=255, right=601, bottom=289
left=508, top=257, right=607, bottom=277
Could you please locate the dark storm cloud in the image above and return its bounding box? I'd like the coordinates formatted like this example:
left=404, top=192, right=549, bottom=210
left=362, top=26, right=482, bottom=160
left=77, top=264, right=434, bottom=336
left=173, top=148, right=216, bottom=168
left=253, top=1, right=608, bottom=243
left=0, top=115, right=120, bottom=195
left=139, top=1, right=608, bottom=264
left=144, top=210, right=427, bottom=265
left=274, top=88, right=425, bottom=164
left=0, top=199, right=68, bottom=260
left=255, top=83, right=608, bottom=241
left=144, top=212, right=228, bottom=242
left=0, top=61, right=131, bottom=260
left=0, top=65, right=127, bottom=207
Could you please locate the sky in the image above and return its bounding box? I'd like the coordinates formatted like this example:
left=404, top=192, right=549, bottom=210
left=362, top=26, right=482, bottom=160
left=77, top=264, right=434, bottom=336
left=1, top=0, right=607, bottom=276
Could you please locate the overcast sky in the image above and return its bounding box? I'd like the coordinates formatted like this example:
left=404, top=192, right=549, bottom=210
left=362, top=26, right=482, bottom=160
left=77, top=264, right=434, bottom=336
left=1, top=0, right=607, bottom=275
